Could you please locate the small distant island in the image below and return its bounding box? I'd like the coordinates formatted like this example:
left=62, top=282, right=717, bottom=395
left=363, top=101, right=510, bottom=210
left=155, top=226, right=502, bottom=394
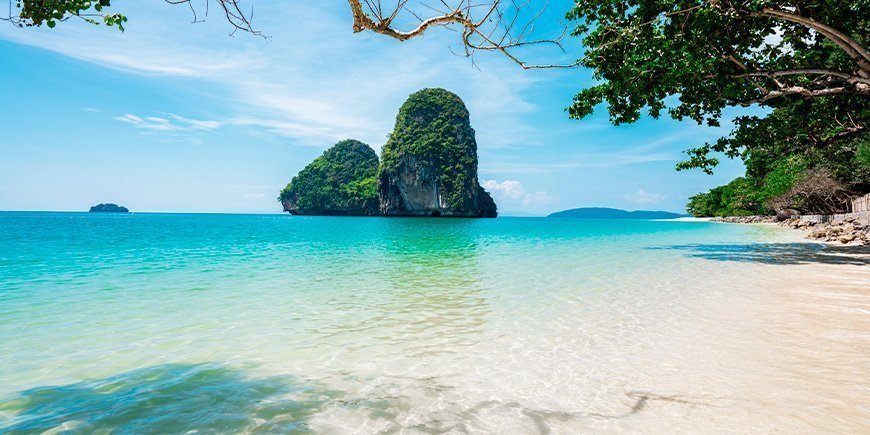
left=278, top=88, right=497, bottom=218
left=548, top=207, right=686, bottom=219
left=89, top=203, right=129, bottom=213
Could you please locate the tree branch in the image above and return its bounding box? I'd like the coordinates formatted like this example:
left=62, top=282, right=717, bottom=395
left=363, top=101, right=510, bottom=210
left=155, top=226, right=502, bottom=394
left=165, top=0, right=267, bottom=38
left=752, top=7, right=870, bottom=77
left=731, top=85, right=865, bottom=106
left=733, top=69, right=864, bottom=81
left=346, top=0, right=578, bottom=69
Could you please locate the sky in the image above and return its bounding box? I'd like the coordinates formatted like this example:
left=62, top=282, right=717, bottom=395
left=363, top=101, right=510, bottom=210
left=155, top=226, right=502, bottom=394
left=0, top=1, right=752, bottom=214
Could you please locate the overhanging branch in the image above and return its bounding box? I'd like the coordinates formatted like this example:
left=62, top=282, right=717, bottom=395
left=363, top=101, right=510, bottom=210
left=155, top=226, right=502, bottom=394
left=753, top=7, right=870, bottom=76
left=346, top=0, right=579, bottom=69
left=731, top=85, right=863, bottom=106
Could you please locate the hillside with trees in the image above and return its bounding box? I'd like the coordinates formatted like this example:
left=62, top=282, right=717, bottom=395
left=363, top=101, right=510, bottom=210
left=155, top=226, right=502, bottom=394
left=279, top=140, right=380, bottom=216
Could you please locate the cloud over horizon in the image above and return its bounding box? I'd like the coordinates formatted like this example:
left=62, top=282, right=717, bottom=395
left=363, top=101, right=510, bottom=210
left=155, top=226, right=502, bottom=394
left=482, top=180, right=556, bottom=206
left=622, top=189, right=667, bottom=205
left=0, top=3, right=542, bottom=149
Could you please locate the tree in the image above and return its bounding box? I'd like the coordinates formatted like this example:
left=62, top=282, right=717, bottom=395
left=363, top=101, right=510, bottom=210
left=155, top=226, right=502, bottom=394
left=565, top=1, right=868, bottom=125
left=766, top=167, right=853, bottom=214
left=686, top=177, right=763, bottom=217
left=677, top=95, right=869, bottom=175
left=562, top=0, right=870, bottom=182
left=3, top=0, right=126, bottom=29
left=344, top=0, right=578, bottom=69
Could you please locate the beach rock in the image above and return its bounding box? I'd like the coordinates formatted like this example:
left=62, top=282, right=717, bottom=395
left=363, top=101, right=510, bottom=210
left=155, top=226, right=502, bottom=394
left=809, top=228, right=828, bottom=239
left=714, top=213, right=869, bottom=245
left=794, top=218, right=870, bottom=245
left=279, top=139, right=380, bottom=215
left=378, top=88, right=497, bottom=218
left=839, top=234, right=857, bottom=244
left=710, top=215, right=777, bottom=224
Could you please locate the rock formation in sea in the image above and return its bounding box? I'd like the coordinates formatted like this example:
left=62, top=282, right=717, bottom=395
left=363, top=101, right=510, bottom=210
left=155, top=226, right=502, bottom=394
left=378, top=88, right=497, bottom=217
left=89, top=203, right=129, bottom=213
left=278, top=139, right=380, bottom=215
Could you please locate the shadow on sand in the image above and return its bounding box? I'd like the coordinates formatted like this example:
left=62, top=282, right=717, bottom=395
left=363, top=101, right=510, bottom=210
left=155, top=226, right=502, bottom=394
left=648, top=243, right=870, bottom=266
left=0, top=363, right=342, bottom=434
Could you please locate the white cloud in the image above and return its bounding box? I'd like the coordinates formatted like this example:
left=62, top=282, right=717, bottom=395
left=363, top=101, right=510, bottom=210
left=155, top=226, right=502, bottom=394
left=483, top=180, right=524, bottom=200
left=113, top=111, right=351, bottom=145
left=167, top=114, right=223, bottom=131
left=622, top=189, right=666, bottom=204
left=482, top=180, right=555, bottom=205
left=113, top=114, right=181, bottom=131
left=480, top=152, right=676, bottom=174
left=0, top=3, right=541, bottom=148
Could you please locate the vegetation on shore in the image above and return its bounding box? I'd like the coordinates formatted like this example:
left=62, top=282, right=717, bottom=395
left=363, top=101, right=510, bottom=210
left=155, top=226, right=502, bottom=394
left=687, top=145, right=868, bottom=217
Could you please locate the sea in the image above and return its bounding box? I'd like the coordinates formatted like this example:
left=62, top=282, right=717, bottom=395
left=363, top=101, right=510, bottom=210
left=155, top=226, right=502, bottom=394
left=1, top=212, right=868, bottom=433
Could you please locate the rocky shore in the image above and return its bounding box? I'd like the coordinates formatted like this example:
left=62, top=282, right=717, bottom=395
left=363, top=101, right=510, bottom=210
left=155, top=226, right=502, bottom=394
left=710, top=216, right=777, bottom=224
left=711, top=216, right=870, bottom=245
left=781, top=217, right=870, bottom=245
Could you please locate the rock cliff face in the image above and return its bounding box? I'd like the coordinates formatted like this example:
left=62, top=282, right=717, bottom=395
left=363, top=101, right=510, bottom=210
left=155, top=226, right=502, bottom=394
left=279, top=139, right=380, bottom=215
left=378, top=88, right=497, bottom=217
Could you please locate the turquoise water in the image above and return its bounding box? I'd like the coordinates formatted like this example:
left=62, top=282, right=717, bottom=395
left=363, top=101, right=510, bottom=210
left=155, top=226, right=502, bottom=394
left=1, top=212, right=867, bottom=432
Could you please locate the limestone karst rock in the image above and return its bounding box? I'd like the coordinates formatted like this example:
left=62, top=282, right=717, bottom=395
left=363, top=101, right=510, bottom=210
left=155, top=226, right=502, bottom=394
left=378, top=88, right=497, bottom=217
left=279, top=139, right=379, bottom=215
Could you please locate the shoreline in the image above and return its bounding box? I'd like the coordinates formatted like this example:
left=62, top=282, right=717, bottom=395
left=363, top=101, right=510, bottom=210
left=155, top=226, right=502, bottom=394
left=709, top=215, right=870, bottom=246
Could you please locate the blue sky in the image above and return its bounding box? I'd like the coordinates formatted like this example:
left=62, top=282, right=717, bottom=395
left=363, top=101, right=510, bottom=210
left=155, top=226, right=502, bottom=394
left=0, top=2, right=750, bottom=214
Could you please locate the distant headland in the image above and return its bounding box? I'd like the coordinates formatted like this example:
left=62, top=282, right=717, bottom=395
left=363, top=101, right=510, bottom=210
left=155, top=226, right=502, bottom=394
left=548, top=207, right=686, bottom=219
left=89, top=203, right=129, bottom=213
left=278, top=88, right=497, bottom=218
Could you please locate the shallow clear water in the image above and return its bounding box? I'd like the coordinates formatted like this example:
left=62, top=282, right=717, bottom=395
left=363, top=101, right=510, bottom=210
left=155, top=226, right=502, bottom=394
left=1, top=212, right=868, bottom=433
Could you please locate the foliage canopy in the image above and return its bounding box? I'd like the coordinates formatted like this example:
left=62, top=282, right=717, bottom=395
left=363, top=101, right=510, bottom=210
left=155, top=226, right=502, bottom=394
left=566, top=0, right=869, bottom=125
left=278, top=139, right=379, bottom=215
left=566, top=0, right=869, bottom=176
left=7, top=0, right=126, bottom=30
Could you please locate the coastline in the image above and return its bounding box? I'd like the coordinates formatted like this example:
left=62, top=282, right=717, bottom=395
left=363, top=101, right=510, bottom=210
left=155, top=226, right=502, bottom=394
left=709, top=215, right=870, bottom=246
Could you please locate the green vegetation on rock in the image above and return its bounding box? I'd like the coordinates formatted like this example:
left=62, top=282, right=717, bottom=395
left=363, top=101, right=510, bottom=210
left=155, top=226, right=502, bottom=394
left=278, top=139, right=379, bottom=215
left=379, top=88, right=496, bottom=217
left=277, top=90, right=497, bottom=217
